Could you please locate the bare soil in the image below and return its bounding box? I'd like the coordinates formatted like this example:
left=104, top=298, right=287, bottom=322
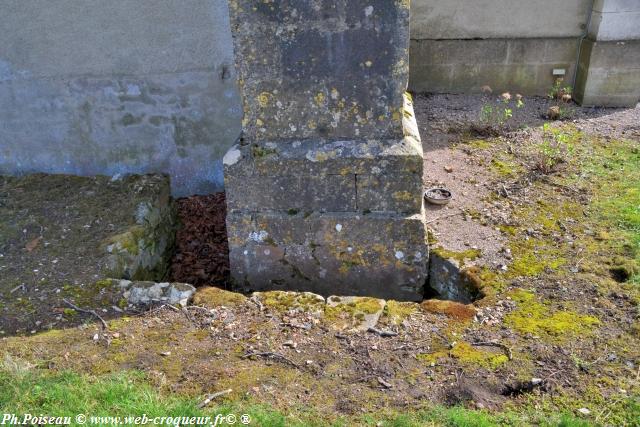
left=1, top=94, right=639, bottom=424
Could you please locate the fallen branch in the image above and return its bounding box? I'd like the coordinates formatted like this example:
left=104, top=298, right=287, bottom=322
left=10, top=284, right=26, bottom=294
left=471, top=341, right=513, bottom=360
left=197, top=389, right=232, bottom=409
left=63, top=299, right=108, bottom=330
left=367, top=327, right=398, bottom=337
left=241, top=351, right=300, bottom=368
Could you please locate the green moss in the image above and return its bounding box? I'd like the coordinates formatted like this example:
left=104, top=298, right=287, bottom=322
left=498, top=224, right=517, bottom=236
left=324, top=297, right=384, bottom=322
left=466, top=139, right=493, bottom=150
left=418, top=341, right=508, bottom=371
left=105, top=226, right=146, bottom=256
left=192, top=287, right=247, bottom=308
left=383, top=300, right=417, bottom=325
left=427, top=229, right=438, bottom=245
left=508, top=238, right=567, bottom=277
left=432, top=247, right=481, bottom=265
left=491, top=159, right=516, bottom=177
left=256, top=291, right=323, bottom=315
left=505, top=290, right=600, bottom=341
left=451, top=342, right=509, bottom=370
left=62, top=308, right=77, bottom=318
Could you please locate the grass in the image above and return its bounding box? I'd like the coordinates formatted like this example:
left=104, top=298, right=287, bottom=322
left=0, top=363, right=607, bottom=427
left=582, top=137, right=640, bottom=283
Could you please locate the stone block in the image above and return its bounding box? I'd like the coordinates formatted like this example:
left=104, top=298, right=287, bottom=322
left=228, top=0, right=410, bottom=142
left=428, top=253, right=482, bottom=304
left=226, top=172, right=357, bottom=212
left=357, top=173, right=423, bottom=213
left=224, top=95, right=425, bottom=214
left=228, top=211, right=428, bottom=301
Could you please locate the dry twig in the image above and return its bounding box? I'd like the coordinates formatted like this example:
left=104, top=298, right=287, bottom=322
left=63, top=299, right=108, bottom=330
left=367, top=327, right=398, bottom=337
left=198, top=389, right=232, bottom=409
left=242, top=351, right=300, bottom=368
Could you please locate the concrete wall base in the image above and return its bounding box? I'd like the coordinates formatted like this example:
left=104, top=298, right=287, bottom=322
left=575, top=39, right=640, bottom=108
left=409, top=38, right=580, bottom=96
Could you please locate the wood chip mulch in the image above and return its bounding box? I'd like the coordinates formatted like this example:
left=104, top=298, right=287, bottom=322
left=169, top=193, right=230, bottom=286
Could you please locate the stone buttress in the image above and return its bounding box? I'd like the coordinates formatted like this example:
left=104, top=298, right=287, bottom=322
left=223, top=0, right=428, bottom=301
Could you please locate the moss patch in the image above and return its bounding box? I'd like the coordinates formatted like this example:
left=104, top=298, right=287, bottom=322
left=192, top=286, right=247, bottom=308
left=382, top=300, right=418, bottom=325
left=504, top=289, right=600, bottom=341
left=431, top=247, right=482, bottom=266
left=418, top=341, right=509, bottom=371
left=421, top=300, right=476, bottom=322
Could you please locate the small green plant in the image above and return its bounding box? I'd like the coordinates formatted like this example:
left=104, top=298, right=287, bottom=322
left=548, top=78, right=575, bottom=120
left=548, top=77, right=572, bottom=102
left=531, top=123, right=573, bottom=174
left=474, top=88, right=524, bottom=135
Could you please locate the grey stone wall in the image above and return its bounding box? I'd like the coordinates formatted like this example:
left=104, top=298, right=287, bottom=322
left=0, top=0, right=242, bottom=196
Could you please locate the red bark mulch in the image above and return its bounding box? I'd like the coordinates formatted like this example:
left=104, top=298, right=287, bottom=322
left=169, top=193, right=230, bottom=287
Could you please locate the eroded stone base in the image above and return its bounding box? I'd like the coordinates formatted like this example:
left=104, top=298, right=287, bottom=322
left=228, top=210, right=428, bottom=301
left=224, top=122, right=428, bottom=301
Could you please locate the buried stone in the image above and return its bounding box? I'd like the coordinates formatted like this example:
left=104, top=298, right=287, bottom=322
left=224, top=0, right=428, bottom=301
left=426, top=252, right=485, bottom=304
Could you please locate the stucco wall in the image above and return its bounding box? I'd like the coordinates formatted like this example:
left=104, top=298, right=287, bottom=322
left=411, top=0, right=592, bottom=39
left=0, top=0, right=242, bottom=196
left=409, top=0, right=594, bottom=96
left=0, top=0, right=637, bottom=195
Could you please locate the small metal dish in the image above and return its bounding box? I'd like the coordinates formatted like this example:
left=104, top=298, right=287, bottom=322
left=424, top=188, right=452, bottom=205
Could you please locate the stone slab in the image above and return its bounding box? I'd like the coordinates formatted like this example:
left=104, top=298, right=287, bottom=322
left=226, top=172, right=357, bottom=213
left=428, top=253, right=483, bottom=304
left=228, top=0, right=410, bottom=142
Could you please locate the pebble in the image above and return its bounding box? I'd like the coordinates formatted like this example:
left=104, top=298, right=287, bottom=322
left=578, top=408, right=591, bottom=416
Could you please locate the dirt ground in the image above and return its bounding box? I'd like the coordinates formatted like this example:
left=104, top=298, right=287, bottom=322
left=0, top=174, right=172, bottom=336
left=1, top=94, right=639, bottom=424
